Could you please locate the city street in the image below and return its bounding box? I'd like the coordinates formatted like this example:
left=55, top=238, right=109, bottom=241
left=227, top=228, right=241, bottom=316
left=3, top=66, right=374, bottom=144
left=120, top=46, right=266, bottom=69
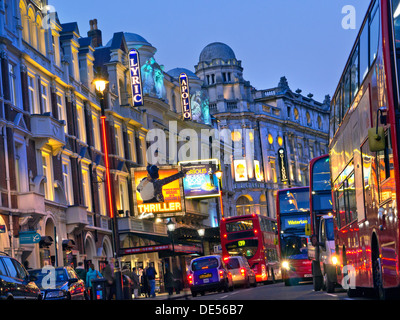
left=173, top=282, right=373, bottom=301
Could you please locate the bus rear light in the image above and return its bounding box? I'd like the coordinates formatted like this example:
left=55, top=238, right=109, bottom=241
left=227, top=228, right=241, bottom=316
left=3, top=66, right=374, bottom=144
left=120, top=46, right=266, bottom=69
left=223, top=234, right=227, bottom=238
left=223, top=256, right=229, bottom=261
left=254, top=229, right=258, bottom=234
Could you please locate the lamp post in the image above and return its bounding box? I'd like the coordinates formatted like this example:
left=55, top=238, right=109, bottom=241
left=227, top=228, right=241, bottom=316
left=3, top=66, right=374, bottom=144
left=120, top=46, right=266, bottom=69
left=197, top=228, right=205, bottom=256
left=215, top=169, right=224, bottom=221
left=93, top=76, right=123, bottom=300
left=167, top=219, right=176, bottom=255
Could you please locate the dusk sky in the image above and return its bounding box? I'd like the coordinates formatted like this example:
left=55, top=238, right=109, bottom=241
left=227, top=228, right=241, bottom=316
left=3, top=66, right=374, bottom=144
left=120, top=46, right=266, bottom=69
left=51, top=0, right=371, bottom=102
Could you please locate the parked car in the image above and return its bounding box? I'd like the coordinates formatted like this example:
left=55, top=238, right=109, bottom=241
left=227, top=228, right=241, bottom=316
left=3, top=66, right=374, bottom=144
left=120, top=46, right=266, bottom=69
left=0, top=253, right=41, bottom=300
left=187, top=255, right=234, bottom=297
left=29, top=266, right=87, bottom=300
left=225, top=256, right=257, bottom=288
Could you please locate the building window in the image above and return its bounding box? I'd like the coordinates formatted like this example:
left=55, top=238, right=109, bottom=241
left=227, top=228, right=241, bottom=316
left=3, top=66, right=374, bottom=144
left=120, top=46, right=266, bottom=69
left=317, top=116, right=322, bottom=129
left=81, top=166, right=92, bottom=212
left=114, top=124, right=124, bottom=157
left=9, top=63, right=17, bottom=107
left=270, top=159, right=277, bottom=183
left=52, top=30, right=61, bottom=67
left=306, top=112, right=311, bottom=126
left=14, top=140, right=28, bottom=193
left=62, top=157, right=73, bottom=205
left=92, top=113, right=101, bottom=150
left=97, top=170, right=106, bottom=216
left=42, top=151, right=53, bottom=201
left=76, top=103, right=86, bottom=143
left=19, top=0, right=29, bottom=42
left=40, top=81, right=49, bottom=113
left=118, top=177, right=129, bottom=216
left=28, top=73, right=37, bottom=114
left=57, top=92, right=67, bottom=132
left=294, top=107, right=299, bottom=120
left=128, top=130, right=137, bottom=162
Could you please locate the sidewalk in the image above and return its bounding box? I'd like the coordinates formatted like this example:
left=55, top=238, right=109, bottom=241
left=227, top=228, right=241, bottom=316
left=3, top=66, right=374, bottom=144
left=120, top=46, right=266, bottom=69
left=135, top=288, right=192, bottom=300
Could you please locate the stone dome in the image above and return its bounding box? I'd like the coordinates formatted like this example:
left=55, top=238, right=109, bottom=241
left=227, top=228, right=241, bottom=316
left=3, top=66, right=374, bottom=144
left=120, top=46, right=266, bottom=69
left=167, top=68, right=199, bottom=80
left=199, top=42, right=236, bottom=62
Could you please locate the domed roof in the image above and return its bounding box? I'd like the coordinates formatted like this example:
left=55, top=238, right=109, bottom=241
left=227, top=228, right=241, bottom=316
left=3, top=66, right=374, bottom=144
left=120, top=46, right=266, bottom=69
left=167, top=68, right=199, bottom=80
left=105, top=32, right=152, bottom=47
left=124, top=32, right=151, bottom=46
left=199, top=42, right=236, bottom=62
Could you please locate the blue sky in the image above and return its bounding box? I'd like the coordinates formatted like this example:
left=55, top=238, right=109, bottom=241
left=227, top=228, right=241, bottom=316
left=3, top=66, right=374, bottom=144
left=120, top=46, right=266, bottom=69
left=51, top=0, right=371, bottom=102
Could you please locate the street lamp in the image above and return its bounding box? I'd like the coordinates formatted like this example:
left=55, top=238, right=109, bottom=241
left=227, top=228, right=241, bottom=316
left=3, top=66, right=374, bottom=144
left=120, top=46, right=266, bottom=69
left=215, top=169, right=224, bottom=221
left=93, top=75, right=123, bottom=300
left=197, top=228, right=205, bottom=256
left=167, top=219, right=176, bottom=255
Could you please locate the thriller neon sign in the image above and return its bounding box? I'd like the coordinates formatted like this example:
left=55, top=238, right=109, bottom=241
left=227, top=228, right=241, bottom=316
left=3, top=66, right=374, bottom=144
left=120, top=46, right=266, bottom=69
left=129, top=49, right=143, bottom=106
left=179, top=73, right=192, bottom=120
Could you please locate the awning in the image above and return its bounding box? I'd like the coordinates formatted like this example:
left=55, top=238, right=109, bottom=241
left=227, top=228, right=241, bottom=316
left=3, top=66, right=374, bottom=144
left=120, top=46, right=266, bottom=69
left=119, top=243, right=202, bottom=257
left=119, top=231, right=170, bottom=245
left=62, top=239, right=76, bottom=250
left=39, top=236, right=53, bottom=248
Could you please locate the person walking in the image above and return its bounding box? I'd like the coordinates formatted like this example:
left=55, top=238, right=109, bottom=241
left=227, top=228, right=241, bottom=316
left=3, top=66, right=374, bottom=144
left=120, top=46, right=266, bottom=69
left=101, top=260, right=115, bottom=300
left=131, top=268, right=140, bottom=299
left=164, top=268, right=175, bottom=296
left=173, top=267, right=183, bottom=294
left=141, top=268, right=150, bottom=297
left=75, top=262, right=87, bottom=285
left=86, top=264, right=102, bottom=300
left=146, top=262, right=157, bottom=298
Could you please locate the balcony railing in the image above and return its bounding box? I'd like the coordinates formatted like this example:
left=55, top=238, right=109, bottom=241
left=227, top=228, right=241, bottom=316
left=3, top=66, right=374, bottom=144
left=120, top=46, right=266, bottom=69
left=30, top=114, right=66, bottom=154
left=118, top=216, right=167, bottom=236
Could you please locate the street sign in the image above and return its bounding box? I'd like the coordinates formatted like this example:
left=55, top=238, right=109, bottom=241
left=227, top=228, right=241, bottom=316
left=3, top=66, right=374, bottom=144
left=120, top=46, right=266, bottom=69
left=19, top=231, right=41, bottom=244
left=0, top=225, right=5, bottom=233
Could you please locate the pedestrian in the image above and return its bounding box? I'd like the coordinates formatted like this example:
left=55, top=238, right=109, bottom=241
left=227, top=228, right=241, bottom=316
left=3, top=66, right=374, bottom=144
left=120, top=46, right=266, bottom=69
left=141, top=268, right=150, bottom=297
left=75, top=261, right=87, bottom=285
left=86, top=264, right=103, bottom=300
left=122, top=265, right=133, bottom=300
left=101, top=260, right=115, bottom=300
left=131, top=268, right=140, bottom=299
left=173, top=267, right=183, bottom=294
left=146, top=262, right=157, bottom=298
left=164, top=268, right=175, bottom=296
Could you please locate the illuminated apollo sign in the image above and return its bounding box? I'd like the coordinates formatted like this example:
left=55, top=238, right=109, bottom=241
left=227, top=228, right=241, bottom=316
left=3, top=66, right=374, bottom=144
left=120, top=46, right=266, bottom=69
left=129, top=49, right=143, bottom=106
left=179, top=73, right=192, bottom=120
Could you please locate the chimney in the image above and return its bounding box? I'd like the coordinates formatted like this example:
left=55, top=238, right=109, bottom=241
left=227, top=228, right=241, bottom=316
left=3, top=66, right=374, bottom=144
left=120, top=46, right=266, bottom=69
left=88, top=19, right=102, bottom=48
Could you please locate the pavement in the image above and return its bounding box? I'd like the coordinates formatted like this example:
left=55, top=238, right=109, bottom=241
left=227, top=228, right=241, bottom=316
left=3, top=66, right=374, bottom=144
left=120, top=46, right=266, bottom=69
left=134, top=288, right=192, bottom=300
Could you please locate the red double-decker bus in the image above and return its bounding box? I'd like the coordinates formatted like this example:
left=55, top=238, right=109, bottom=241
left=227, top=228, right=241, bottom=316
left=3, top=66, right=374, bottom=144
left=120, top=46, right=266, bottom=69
left=220, top=214, right=281, bottom=283
left=276, top=187, right=312, bottom=286
left=329, top=0, right=400, bottom=299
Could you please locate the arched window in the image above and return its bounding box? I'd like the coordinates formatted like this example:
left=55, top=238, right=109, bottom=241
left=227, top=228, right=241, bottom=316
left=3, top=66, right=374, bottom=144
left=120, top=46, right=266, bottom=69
left=294, top=107, right=299, bottom=120
left=36, top=14, right=46, bottom=55
left=19, top=1, right=29, bottom=42
left=317, top=116, right=322, bottom=129
left=28, top=7, right=37, bottom=49
left=306, top=111, right=311, bottom=126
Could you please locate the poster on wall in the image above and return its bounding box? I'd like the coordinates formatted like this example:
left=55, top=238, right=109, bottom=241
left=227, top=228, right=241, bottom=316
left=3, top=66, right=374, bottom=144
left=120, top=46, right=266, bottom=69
left=234, top=159, right=248, bottom=182
left=254, top=160, right=263, bottom=182
left=131, top=166, right=185, bottom=218
left=179, top=160, right=220, bottom=199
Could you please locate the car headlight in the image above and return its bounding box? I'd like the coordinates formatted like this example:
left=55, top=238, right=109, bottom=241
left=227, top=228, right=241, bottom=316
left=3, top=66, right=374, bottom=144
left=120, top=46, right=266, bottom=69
left=331, top=256, right=338, bottom=265
left=282, top=261, right=290, bottom=270
left=46, top=290, right=65, bottom=298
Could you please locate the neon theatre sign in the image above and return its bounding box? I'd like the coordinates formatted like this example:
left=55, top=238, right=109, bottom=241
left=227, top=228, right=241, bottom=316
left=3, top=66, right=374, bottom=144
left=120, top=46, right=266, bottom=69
left=179, top=73, right=192, bottom=120
left=278, top=148, right=289, bottom=183
left=129, top=49, right=143, bottom=106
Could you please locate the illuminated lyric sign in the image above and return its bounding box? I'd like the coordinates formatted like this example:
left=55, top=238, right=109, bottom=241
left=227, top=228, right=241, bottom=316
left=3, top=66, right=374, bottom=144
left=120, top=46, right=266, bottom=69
left=278, top=148, right=289, bottom=183
left=129, top=49, right=143, bottom=106
left=179, top=73, right=192, bottom=120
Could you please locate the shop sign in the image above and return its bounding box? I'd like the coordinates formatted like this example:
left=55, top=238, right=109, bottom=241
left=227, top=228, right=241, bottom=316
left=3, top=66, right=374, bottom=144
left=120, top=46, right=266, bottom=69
left=0, top=225, right=5, bottom=233
left=179, top=73, right=192, bottom=120
left=19, top=231, right=41, bottom=244
left=129, top=49, right=143, bottom=106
